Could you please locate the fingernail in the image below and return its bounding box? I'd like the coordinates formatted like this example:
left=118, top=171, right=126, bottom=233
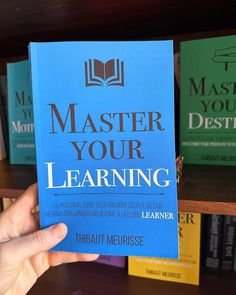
left=49, top=223, right=68, bottom=240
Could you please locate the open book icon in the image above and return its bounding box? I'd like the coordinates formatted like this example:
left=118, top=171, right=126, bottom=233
left=85, top=59, right=124, bottom=86
left=212, top=46, right=236, bottom=71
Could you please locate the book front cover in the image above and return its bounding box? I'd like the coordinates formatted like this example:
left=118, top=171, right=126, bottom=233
left=29, top=41, right=178, bottom=257
left=7, top=60, right=36, bottom=164
left=180, top=35, right=236, bottom=165
left=128, top=212, right=201, bottom=285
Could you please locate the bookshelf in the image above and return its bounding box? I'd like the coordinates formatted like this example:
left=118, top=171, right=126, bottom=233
left=1, top=161, right=236, bottom=215
left=0, top=160, right=36, bottom=198
left=27, top=261, right=236, bottom=295
left=1, top=1, right=236, bottom=294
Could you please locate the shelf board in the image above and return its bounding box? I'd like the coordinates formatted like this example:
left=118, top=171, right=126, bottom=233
left=177, top=164, right=236, bottom=215
left=28, top=261, right=236, bottom=295
left=1, top=160, right=236, bottom=215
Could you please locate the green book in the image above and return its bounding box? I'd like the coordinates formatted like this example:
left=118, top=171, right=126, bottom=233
left=7, top=59, right=36, bottom=164
left=180, top=35, right=236, bottom=165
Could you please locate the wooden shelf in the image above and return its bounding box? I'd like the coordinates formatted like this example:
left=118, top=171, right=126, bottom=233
left=178, top=164, right=236, bottom=215
left=1, top=160, right=236, bottom=215
left=28, top=261, right=236, bottom=295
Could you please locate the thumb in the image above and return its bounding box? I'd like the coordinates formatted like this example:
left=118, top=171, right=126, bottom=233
left=2, top=223, right=68, bottom=263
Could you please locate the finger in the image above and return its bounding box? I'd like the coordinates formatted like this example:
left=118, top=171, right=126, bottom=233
left=0, top=223, right=68, bottom=265
left=0, top=184, right=39, bottom=241
left=0, top=208, right=40, bottom=243
left=48, top=252, right=99, bottom=267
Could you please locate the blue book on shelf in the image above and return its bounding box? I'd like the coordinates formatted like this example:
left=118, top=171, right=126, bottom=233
left=7, top=59, right=36, bottom=164
left=29, top=41, right=178, bottom=257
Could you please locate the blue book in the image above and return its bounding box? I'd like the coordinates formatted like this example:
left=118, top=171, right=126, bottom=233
left=29, top=41, right=178, bottom=257
left=7, top=60, right=36, bottom=164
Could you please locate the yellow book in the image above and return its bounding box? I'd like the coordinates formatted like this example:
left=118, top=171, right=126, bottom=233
left=128, top=212, right=201, bottom=285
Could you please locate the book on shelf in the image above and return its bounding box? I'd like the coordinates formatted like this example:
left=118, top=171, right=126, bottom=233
left=0, top=75, right=7, bottom=159
left=180, top=35, right=236, bottom=165
left=221, top=215, right=236, bottom=271
left=205, top=214, right=224, bottom=269
left=0, top=198, right=3, bottom=212
left=0, top=113, right=6, bottom=160
left=128, top=212, right=201, bottom=285
left=234, top=229, right=236, bottom=271
left=7, top=59, right=36, bottom=164
left=29, top=40, right=178, bottom=257
left=95, top=255, right=126, bottom=268
left=174, top=51, right=180, bottom=88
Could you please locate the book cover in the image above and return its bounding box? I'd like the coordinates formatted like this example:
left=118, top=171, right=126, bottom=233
left=205, top=214, right=224, bottom=269
left=180, top=35, right=236, bottom=165
left=221, top=215, right=236, bottom=270
left=128, top=212, right=201, bottom=285
left=7, top=60, right=36, bottom=164
left=29, top=41, right=178, bottom=257
left=95, top=255, right=126, bottom=268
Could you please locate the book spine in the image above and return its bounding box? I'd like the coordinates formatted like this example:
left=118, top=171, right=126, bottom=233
left=174, top=52, right=180, bottom=155
left=200, top=214, right=208, bottom=270
left=233, top=235, right=236, bottom=271
left=221, top=215, right=236, bottom=270
left=0, top=198, right=3, bottom=213
left=0, top=115, right=6, bottom=160
left=0, top=75, right=8, bottom=159
left=205, top=214, right=224, bottom=269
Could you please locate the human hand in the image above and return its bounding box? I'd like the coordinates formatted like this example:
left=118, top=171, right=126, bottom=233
left=0, top=184, right=98, bottom=295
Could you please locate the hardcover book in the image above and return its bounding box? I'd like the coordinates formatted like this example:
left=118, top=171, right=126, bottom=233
left=0, top=116, right=6, bottom=160
left=180, top=35, right=236, bottom=165
left=233, top=230, right=236, bottom=271
left=205, top=214, right=224, bottom=269
left=29, top=41, right=178, bottom=257
left=7, top=60, right=36, bottom=164
left=0, top=75, right=8, bottom=158
left=128, top=212, right=201, bottom=285
left=0, top=198, right=3, bottom=213
left=221, top=215, right=236, bottom=270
